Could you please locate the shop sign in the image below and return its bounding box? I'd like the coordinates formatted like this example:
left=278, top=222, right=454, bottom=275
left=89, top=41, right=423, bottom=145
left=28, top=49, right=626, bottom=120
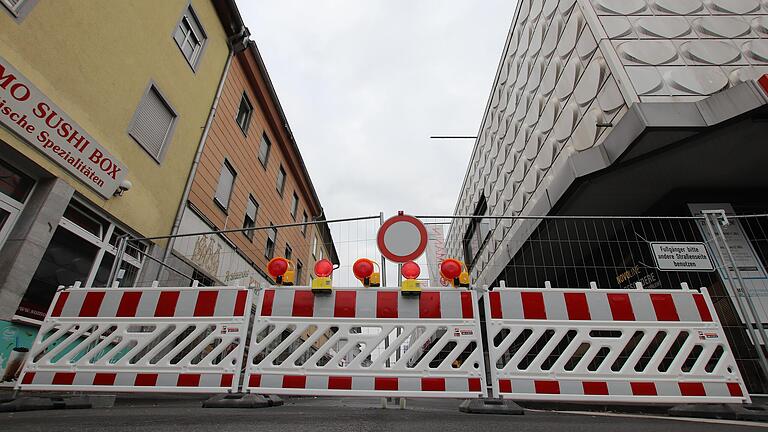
left=0, top=56, right=127, bottom=198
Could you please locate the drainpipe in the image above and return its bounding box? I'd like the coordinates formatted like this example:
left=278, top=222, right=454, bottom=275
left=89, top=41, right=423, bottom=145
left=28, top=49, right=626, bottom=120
left=155, top=44, right=238, bottom=281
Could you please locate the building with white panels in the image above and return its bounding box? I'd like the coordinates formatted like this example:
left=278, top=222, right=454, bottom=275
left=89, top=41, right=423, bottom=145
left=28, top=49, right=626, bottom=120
left=446, top=0, right=768, bottom=392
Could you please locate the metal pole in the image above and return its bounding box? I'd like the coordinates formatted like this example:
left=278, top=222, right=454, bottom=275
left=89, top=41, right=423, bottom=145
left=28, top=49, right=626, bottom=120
left=703, top=213, right=768, bottom=379
left=106, top=235, right=128, bottom=287
left=379, top=212, right=387, bottom=287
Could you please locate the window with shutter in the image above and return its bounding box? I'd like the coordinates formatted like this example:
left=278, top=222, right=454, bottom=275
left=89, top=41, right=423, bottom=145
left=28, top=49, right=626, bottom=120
left=243, top=195, right=258, bottom=240
left=258, top=134, right=271, bottom=167
left=236, top=93, right=253, bottom=134
left=214, top=160, right=236, bottom=210
left=276, top=166, right=286, bottom=196
left=128, top=85, right=177, bottom=162
left=2, top=0, right=25, bottom=15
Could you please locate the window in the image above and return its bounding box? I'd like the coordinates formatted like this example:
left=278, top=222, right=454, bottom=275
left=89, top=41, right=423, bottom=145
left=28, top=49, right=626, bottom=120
left=191, top=269, right=215, bottom=287
left=173, top=5, right=206, bottom=68
left=265, top=224, right=277, bottom=259
left=312, top=235, right=318, bottom=259
left=243, top=195, right=258, bottom=241
left=463, top=196, right=490, bottom=268
left=1, top=0, right=34, bottom=18
left=290, top=192, right=299, bottom=220
left=276, top=166, right=286, bottom=196
left=0, top=159, right=34, bottom=248
left=128, top=84, right=177, bottom=162
left=285, top=244, right=292, bottom=260
left=235, top=92, right=253, bottom=134
left=296, top=260, right=304, bottom=285
left=214, top=160, right=236, bottom=210
left=258, top=133, right=271, bottom=167
left=301, top=212, right=308, bottom=236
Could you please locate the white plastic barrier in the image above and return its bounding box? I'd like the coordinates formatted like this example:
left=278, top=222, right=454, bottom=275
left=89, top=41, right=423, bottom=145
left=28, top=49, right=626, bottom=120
left=483, top=285, right=750, bottom=404
left=243, top=286, right=487, bottom=398
left=17, top=284, right=252, bottom=393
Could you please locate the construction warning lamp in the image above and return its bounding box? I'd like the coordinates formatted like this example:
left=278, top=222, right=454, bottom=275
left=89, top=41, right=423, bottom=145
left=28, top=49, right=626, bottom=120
left=353, top=258, right=381, bottom=287
left=400, top=261, right=422, bottom=296
left=440, top=258, right=470, bottom=288
left=267, top=257, right=295, bottom=286
left=311, top=258, right=334, bottom=294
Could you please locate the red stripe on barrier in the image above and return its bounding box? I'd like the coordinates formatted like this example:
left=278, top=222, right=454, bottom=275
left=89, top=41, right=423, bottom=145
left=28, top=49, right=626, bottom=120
left=759, top=75, right=768, bottom=96
left=155, top=291, right=180, bottom=317
left=564, top=292, right=591, bottom=320
left=328, top=376, right=353, bottom=390
left=93, top=373, right=116, bottom=386
left=194, top=291, right=218, bottom=317
left=234, top=290, right=248, bottom=316
left=521, top=292, right=546, bottom=319
left=117, top=291, right=141, bottom=317
left=460, top=292, right=474, bottom=318
left=631, top=382, right=657, bottom=396
left=334, top=291, right=356, bottom=318
left=375, top=377, right=398, bottom=391
left=52, top=372, right=76, bottom=385
left=468, top=378, right=482, bottom=392
left=489, top=291, right=502, bottom=319
left=650, top=294, right=679, bottom=321
left=249, top=374, right=261, bottom=387
left=421, top=377, right=446, bottom=391
left=607, top=293, right=635, bottom=321
left=79, top=291, right=106, bottom=317
left=419, top=292, right=441, bottom=318
left=261, top=290, right=275, bottom=316
left=498, top=379, right=512, bottom=393
left=292, top=291, right=315, bottom=317
left=51, top=291, right=69, bottom=317
left=679, top=382, right=706, bottom=397
left=535, top=380, right=560, bottom=394
left=582, top=381, right=609, bottom=395
left=220, top=374, right=233, bottom=388
left=178, top=373, right=201, bottom=387
left=728, top=382, right=744, bottom=397
left=283, top=375, right=306, bottom=389
left=135, top=373, right=158, bottom=386
left=376, top=292, right=398, bottom=318
left=21, top=372, right=35, bottom=385
left=693, top=294, right=713, bottom=322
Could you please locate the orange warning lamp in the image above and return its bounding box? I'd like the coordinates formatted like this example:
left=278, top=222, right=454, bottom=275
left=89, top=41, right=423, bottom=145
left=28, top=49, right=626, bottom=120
left=311, top=258, right=334, bottom=294
left=353, top=258, right=380, bottom=287
left=267, top=257, right=295, bottom=286
left=401, top=261, right=422, bottom=296
left=440, top=258, right=470, bottom=288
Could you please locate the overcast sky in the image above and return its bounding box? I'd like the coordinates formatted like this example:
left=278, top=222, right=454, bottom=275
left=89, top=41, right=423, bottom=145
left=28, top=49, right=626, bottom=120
left=239, top=1, right=517, bottom=283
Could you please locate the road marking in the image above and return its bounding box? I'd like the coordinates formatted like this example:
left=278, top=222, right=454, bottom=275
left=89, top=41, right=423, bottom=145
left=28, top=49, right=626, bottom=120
left=530, top=409, right=768, bottom=429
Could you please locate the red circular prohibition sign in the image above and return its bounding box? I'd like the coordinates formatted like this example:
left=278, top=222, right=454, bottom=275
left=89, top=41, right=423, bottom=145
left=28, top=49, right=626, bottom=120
left=376, top=213, right=428, bottom=263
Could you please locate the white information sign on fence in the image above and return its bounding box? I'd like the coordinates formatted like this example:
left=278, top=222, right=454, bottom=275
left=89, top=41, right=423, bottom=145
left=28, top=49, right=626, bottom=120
left=651, top=242, right=714, bottom=272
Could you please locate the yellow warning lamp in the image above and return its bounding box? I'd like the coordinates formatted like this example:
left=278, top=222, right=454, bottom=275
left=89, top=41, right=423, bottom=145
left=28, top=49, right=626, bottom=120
left=352, top=258, right=381, bottom=287
left=440, top=258, right=470, bottom=288
left=400, top=261, right=422, bottom=296
left=267, top=257, right=295, bottom=286
left=311, top=259, right=334, bottom=294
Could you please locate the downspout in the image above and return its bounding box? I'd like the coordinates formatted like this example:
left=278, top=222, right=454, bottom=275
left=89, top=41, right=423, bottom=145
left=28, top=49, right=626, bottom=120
left=156, top=46, right=236, bottom=280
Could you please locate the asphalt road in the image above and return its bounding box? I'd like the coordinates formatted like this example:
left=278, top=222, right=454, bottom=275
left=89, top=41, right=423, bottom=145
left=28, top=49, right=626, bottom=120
left=1, top=396, right=765, bottom=432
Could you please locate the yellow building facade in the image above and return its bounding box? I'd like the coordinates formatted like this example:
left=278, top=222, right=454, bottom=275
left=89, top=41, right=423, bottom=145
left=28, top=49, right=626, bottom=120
left=0, top=0, right=247, bottom=383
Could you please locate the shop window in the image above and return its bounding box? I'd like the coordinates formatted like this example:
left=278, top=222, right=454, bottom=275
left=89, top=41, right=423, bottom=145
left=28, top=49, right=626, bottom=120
left=258, top=133, right=271, bottom=167
left=265, top=224, right=277, bottom=259
left=302, top=212, right=308, bottom=236
left=214, top=160, right=236, bottom=210
left=173, top=4, right=207, bottom=69
left=62, top=200, right=108, bottom=240
left=276, top=166, right=286, bottom=196
left=128, top=84, right=177, bottom=162
left=191, top=268, right=215, bottom=287
left=236, top=92, right=253, bottom=134
left=296, top=260, right=304, bottom=285
left=243, top=195, right=258, bottom=241
left=0, top=159, right=34, bottom=203
left=463, top=195, right=490, bottom=268
left=291, top=192, right=299, bottom=220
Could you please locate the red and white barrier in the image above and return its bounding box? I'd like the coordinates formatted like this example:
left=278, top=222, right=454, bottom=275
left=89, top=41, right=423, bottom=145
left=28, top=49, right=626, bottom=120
left=483, top=285, right=750, bottom=404
left=17, top=284, right=252, bottom=394
left=243, top=287, right=487, bottom=398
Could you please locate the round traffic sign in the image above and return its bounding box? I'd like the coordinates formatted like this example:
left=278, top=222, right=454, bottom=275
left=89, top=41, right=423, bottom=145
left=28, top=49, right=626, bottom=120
left=376, top=213, right=428, bottom=263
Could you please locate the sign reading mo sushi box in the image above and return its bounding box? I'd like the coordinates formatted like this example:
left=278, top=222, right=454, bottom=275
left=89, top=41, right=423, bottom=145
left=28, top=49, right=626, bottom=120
left=0, top=56, right=127, bottom=198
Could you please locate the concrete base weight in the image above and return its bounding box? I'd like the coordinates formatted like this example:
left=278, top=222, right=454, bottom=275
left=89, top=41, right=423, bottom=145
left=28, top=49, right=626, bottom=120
left=668, top=403, right=768, bottom=422
left=459, top=398, right=524, bottom=415
left=0, top=396, right=91, bottom=412
left=202, top=393, right=284, bottom=408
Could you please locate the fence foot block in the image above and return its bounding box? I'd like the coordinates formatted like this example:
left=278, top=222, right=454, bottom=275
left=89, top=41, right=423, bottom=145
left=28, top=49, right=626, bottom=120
left=203, top=393, right=284, bottom=409
left=459, top=398, right=524, bottom=415
left=669, top=403, right=768, bottom=421
left=0, top=396, right=91, bottom=413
